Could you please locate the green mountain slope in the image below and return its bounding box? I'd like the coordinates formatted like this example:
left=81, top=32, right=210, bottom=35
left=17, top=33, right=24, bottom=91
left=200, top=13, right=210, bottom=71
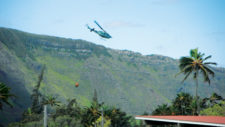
left=0, top=27, right=225, bottom=125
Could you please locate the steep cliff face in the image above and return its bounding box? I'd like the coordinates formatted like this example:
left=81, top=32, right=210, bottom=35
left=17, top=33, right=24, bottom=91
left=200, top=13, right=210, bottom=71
left=0, top=27, right=224, bottom=125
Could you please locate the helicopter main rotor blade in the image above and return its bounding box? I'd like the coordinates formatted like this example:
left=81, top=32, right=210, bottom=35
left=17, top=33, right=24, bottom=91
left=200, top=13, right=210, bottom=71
left=94, top=20, right=106, bottom=32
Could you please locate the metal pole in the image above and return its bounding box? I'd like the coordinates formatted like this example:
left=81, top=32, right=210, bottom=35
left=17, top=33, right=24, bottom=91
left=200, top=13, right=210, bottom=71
left=44, top=105, right=47, bottom=127
left=101, top=107, right=104, bottom=127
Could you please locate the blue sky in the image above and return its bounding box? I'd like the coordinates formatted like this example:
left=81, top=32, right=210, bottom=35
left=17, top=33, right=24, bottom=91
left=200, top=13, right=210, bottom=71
left=1, top=0, right=225, bottom=67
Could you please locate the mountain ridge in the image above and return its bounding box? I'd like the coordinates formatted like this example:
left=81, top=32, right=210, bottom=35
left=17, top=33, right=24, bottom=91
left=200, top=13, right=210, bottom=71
left=0, top=27, right=184, bottom=61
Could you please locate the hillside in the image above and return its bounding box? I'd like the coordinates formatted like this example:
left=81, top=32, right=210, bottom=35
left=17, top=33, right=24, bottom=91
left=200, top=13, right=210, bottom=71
left=0, top=27, right=225, bottom=125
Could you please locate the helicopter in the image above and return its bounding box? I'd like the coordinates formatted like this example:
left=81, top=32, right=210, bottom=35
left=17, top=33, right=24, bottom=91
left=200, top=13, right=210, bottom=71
left=86, top=20, right=112, bottom=39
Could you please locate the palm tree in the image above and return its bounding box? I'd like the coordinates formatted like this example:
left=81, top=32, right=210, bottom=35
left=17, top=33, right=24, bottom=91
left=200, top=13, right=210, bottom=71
left=202, top=93, right=224, bottom=107
left=0, top=82, right=14, bottom=110
left=52, top=98, right=82, bottom=122
left=208, top=93, right=223, bottom=106
left=42, top=95, right=60, bottom=107
left=81, top=90, right=103, bottom=127
left=176, top=48, right=217, bottom=114
left=31, top=65, right=45, bottom=114
left=42, top=95, right=60, bottom=127
left=152, top=104, right=171, bottom=115
left=172, top=93, right=193, bottom=115
left=104, top=107, right=132, bottom=127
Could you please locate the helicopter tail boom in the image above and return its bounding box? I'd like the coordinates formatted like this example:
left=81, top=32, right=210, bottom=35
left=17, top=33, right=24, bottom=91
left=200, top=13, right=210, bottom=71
left=86, top=24, right=95, bottom=32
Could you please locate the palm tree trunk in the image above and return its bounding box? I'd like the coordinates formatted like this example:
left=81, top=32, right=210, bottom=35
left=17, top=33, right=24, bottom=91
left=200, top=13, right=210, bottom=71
left=101, top=108, right=104, bottom=127
left=44, top=105, right=47, bottom=127
left=195, top=75, right=199, bottom=115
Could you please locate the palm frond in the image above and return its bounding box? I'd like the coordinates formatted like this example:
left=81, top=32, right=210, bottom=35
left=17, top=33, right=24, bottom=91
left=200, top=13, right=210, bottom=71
left=2, top=99, right=13, bottom=108
left=203, top=65, right=215, bottom=77
left=199, top=65, right=211, bottom=84
left=0, top=83, right=15, bottom=109
left=204, top=62, right=217, bottom=65
left=197, top=52, right=205, bottom=60
left=183, top=65, right=194, bottom=74
left=190, top=48, right=198, bottom=58
left=175, top=64, right=193, bottom=77
left=179, top=57, right=193, bottom=69
left=203, top=55, right=212, bottom=61
left=181, top=70, right=193, bottom=83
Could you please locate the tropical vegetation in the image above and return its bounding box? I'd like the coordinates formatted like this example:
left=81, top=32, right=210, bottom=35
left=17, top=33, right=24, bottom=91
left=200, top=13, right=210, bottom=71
left=152, top=92, right=225, bottom=116
left=200, top=101, right=225, bottom=116
left=9, top=92, right=141, bottom=127
left=0, top=82, right=14, bottom=110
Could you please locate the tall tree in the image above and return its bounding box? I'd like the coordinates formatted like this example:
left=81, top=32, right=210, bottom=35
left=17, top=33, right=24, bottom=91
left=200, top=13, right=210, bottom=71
left=176, top=48, right=216, bottom=114
left=31, top=65, right=45, bottom=114
left=81, top=89, right=103, bottom=127
left=42, top=95, right=60, bottom=127
left=22, top=65, right=46, bottom=123
left=0, top=82, right=14, bottom=110
left=93, top=89, right=98, bottom=103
